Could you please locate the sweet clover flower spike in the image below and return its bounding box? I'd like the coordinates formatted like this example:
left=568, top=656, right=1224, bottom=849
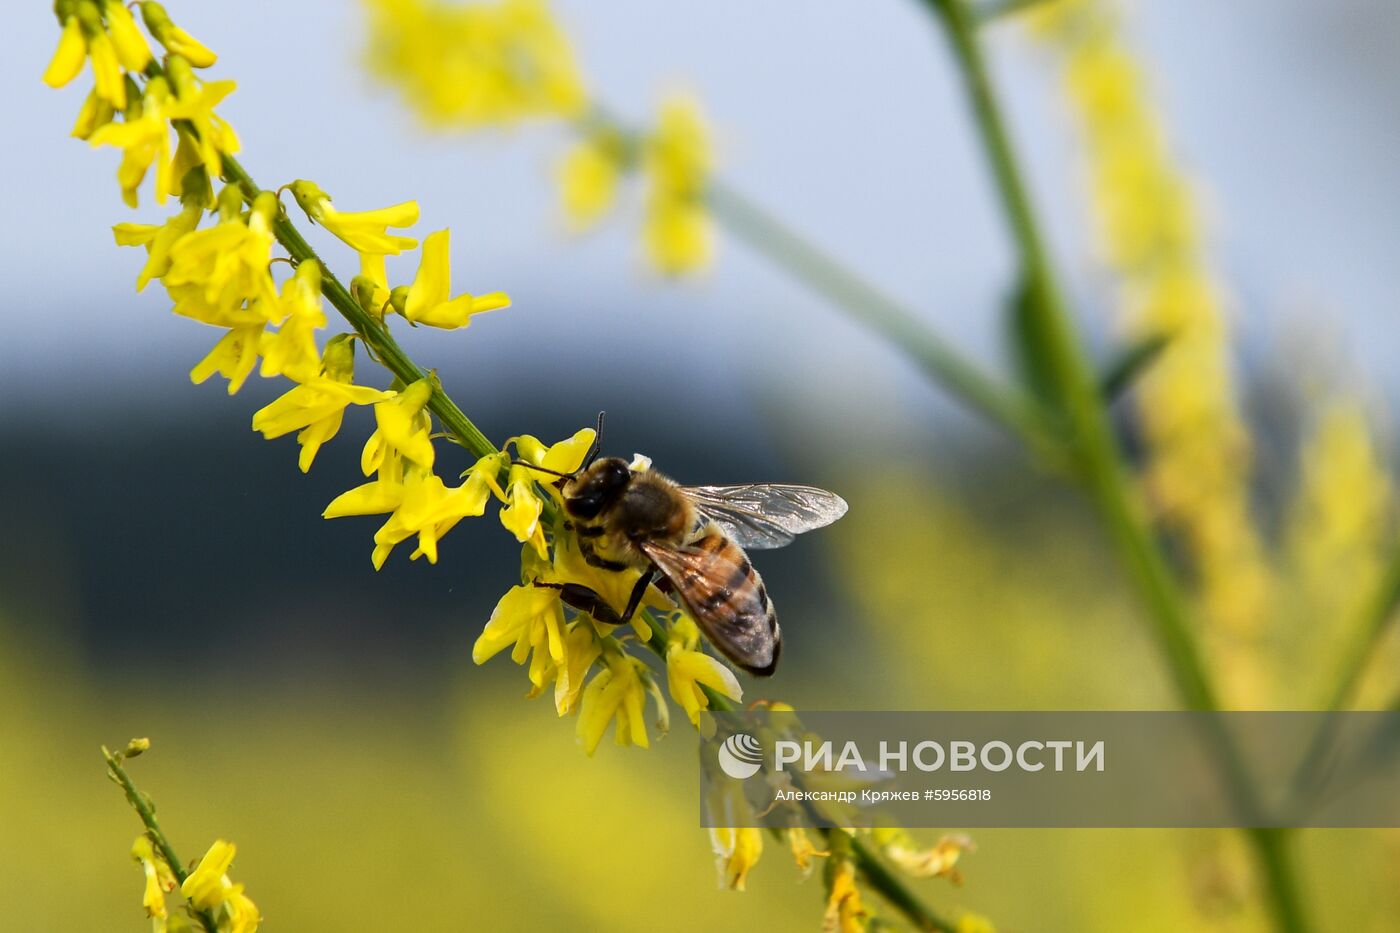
left=710, top=827, right=763, bottom=892
left=666, top=616, right=742, bottom=726
left=181, top=840, right=260, bottom=933
left=643, top=96, right=714, bottom=275
left=576, top=652, right=667, bottom=754
left=89, top=76, right=175, bottom=207
left=131, top=835, right=177, bottom=930
left=259, top=260, right=328, bottom=382
left=395, top=229, right=511, bottom=329
left=253, top=336, right=395, bottom=472
left=364, top=0, right=586, bottom=127
left=44, top=1, right=126, bottom=108
left=289, top=180, right=420, bottom=255
left=139, top=1, right=218, bottom=68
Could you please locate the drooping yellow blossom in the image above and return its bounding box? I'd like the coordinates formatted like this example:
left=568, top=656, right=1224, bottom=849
left=113, top=202, right=203, bottom=291
left=71, top=87, right=116, bottom=140
left=140, top=1, right=218, bottom=68
left=500, top=462, right=548, bottom=557
left=398, top=229, right=510, bottom=329
left=89, top=77, right=176, bottom=207
left=557, top=132, right=624, bottom=229
left=666, top=615, right=742, bottom=726
left=289, top=180, right=420, bottom=256
left=363, top=376, right=437, bottom=471
left=642, top=95, right=714, bottom=274
left=131, top=835, right=177, bottom=929
left=787, top=828, right=828, bottom=876
left=103, top=0, right=153, bottom=72
left=253, top=335, right=394, bottom=472
left=957, top=913, right=998, bottom=933
left=44, top=1, right=127, bottom=108
left=710, top=826, right=763, bottom=892
left=873, top=829, right=971, bottom=882
left=259, top=260, right=328, bottom=381
left=364, top=0, right=586, bottom=127
left=164, top=56, right=240, bottom=181
left=576, top=652, right=666, bottom=754
left=473, top=582, right=567, bottom=682
left=181, top=840, right=260, bottom=933
left=357, top=251, right=391, bottom=310
left=190, top=318, right=267, bottom=394
left=376, top=468, right=494, bottom=567
left=822, top=860, right=868, bottom=932
left=536, top=619, right=602, bottom=714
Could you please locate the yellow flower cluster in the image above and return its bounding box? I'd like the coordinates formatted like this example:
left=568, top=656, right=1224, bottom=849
left=1034, top=1, right=1274, bottom=702
left=364, top=0, right=586, bottom=126
left=362, top=0, right=716, bottom=274
left=181, top=840, right=261, bottom=933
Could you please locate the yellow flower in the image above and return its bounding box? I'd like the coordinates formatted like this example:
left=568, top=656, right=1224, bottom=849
left=666, top=616, right=742, bottom=726
left=398, top=229, right=510, bottom=329
left=709, top=826, right=763, bottom=891
left=473, top=583, right=570, bottom=688
left=190, top=320, right=266, bottom=394
left=540, top=619, right=602, bottom=714
left=500, top=463, right=547, bottom=558
left=259, top=261, right=327, bottom=381
left=252, top=336, right=394, bottom=472
left=957, top=913, right=998, bottom=933
left=365, top=377, right=436, bottom=470
left=140, top=1, right=218, bottom=68
left=131, top=835, right=177, bottom=926
left=374, top=468, right=495, bottom=567
left=289, top=180, right=419, bottom=255
left=164, top=57, right=240, bottom=181
left=358, top=251, right=392, bottom=310
left=874, top=829, right=971, bottom=882
left=545, top=533, right=663, bottom=639
left=71, top=87, right=116, bottom=140
left=576, top=652, right=666, bottom=754
left=823, top=860, right=867, bottom=932
left=642, top=96, right=714, bottom=274
left=787, top=828, right=828, bottom=876
left=557, top=134, right=622, bottom=229
left=113, top=202, right=203, bottom=291
left=165, top=189, right=278, bottom=317
left=89, top=77, right=175, bottom=208
left=365, top=0, right=586, bottom=127
left=104, top=0, right=153, bottom=72
left=44, top=2, right=127, bottom=108
left=511, top=426, right=595, bottom=475
left=181, top=840, right=260, bottom=933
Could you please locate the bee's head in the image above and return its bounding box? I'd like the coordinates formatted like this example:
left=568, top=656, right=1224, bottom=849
left=562, top=457, right=630, bottom=520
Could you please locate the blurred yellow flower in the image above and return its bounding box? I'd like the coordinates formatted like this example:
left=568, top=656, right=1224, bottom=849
left=400, top=229, right=511, bottom=329
left=131, top=835, right=176, bottom=927
left=787, top=828, right=828, bottom=876
left=823, top=860, right=867, bottom=932
left=181, top=840, right=260, bottom=933
left=558, top=134, right=623, bottom=229
left=365, top=0, right=586, bottom=127
left=577, top=653, right=665, bottom=754
left=709, top=826, right=763, bottom=891
left=253, top=336, right=394, bottom=472
left=666, top=616, right=742, bottom=726
left=290, top=180, right=420, bottom=256
left=44, top=2, right=126, bottom=108
left=957, top=912, right=998, bottom=933
left=643, top=96, right=714, bottom=274
left=259, top=261, right=328, bottom=382
left=876, top=829, right=971, bottom=882
left=103, top=0, right=153, bottom=72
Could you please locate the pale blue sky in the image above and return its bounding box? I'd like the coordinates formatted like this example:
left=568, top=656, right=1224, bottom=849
left=6, top=1, right=1400, bottom=435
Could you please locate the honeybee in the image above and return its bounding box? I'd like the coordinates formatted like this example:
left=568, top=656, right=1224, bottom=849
left=526, top=425, right=847, bottom=676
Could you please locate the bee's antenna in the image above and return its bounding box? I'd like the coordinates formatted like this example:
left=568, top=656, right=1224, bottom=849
left=584, top=410, right=605, bottom=468
left=510, top=461, right=575, bottom=479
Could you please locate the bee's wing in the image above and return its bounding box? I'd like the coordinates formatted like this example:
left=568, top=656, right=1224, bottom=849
left=681, top=483, right=849, bottom=550
left=640, top=537, right=780, bottom=676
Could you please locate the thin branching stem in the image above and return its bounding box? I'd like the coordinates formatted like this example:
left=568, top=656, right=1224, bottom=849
left=102, top=747, right=222, bottom=933
left=918, top=1, right=1311, bottom=930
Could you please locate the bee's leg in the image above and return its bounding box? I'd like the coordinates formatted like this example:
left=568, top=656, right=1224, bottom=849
left=533, top=580, right=626, bottom=626
left=619, top=570, right=658, bottom=626
left=578, top=535, right=629, bottom=572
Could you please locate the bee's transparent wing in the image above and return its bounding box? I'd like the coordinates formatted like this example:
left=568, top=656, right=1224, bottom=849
left=681, top=483, right=849, bottom=550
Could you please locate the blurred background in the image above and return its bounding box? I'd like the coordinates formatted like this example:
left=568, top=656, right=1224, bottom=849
left=3, top=0, right=1400, bottom=929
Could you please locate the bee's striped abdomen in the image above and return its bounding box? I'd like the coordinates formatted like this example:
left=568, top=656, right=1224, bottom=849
left=642, top=530, right=781, bottom=676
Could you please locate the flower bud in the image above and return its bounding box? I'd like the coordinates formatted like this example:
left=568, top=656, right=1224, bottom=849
left=124, top=737, right=151, bottom=758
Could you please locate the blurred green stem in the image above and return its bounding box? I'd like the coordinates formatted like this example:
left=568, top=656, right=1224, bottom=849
left=1318, top=544, right=1400, bottom=712
left=102, top=747, right=221, bottom=933
left=919, top=1, right=1311, bottom=931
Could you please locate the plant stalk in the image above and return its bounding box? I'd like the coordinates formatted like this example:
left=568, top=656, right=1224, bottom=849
left=919, top=1, right=1311, bottom=930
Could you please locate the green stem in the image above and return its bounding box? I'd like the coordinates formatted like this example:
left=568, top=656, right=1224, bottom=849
left=920, top=1, right=1310, bottom=931
left=706, top=182, right=1059, bottom=458
left=1319, top=544, right=1400, bottom=712
left=102, top=747, right=222, bottom=933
